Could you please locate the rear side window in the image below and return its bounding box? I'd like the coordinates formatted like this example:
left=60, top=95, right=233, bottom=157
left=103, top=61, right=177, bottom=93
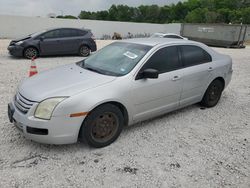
left=181, top=45, right=212, bottom=67
left=141, top=46, right=181, bottom=74
left=77, top=30, right=88, bottom=36
left=59, top=29, right=77, bottom=37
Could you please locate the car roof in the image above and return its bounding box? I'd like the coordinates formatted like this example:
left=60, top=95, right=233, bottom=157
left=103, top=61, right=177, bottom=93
left=46, top=27, right=87, bottom=32
left=153, top=32, right=182, bottom=36
left=121, top=38, right=196, bottom=47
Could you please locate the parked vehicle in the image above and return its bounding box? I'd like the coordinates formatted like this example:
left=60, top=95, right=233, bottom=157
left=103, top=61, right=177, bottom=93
left=8, top=38, right=232, bottom=148
left=8, top=28, right=96, bottom=58
left=181, top=23, right=247, bottom=48
left=151, top=33, right=188, bottom=40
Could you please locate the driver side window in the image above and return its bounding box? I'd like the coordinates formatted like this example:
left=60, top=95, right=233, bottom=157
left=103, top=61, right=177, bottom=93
left=140, top=46, right=181, bottom=74
left=42, top=30, right=61, bottom=39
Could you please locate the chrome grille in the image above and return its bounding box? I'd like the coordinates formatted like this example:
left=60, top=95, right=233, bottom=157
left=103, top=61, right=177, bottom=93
left=14, top=92, right=35, bottom=114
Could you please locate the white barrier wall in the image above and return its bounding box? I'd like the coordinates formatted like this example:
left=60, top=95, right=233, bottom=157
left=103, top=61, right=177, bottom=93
left=0, top=15, right=181, bottom=39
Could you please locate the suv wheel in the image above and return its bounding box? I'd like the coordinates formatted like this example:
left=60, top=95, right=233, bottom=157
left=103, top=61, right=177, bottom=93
left=79, top=45, right=90, bottom=57
left=80, top=104, right=124, bottom=148
left=24, top=47, right=38, bottom=59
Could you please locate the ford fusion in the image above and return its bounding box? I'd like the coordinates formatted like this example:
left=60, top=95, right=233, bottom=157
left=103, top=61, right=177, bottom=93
left=8, top=38, right=232, bottom=148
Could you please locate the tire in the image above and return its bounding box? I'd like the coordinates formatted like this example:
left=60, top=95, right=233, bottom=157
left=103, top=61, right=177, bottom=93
left=79, top=45, right=90, bottom=57
left=80, top=104, right=124, bottom=148
left=201, top=79, right=224, bottom=108
left=24, top=47, right=38, bottom=59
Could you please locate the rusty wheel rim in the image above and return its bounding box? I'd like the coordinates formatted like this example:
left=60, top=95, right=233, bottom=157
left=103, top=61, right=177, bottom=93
left=91, top=112, right=119, bottom=143
left=208, top=84, right=220, bottom=102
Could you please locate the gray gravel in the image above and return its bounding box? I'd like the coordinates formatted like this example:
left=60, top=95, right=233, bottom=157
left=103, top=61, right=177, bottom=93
left=0, top=40, right=249, bottom=188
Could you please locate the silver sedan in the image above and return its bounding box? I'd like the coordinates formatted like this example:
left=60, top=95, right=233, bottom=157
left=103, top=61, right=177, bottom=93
left=8, top=38, right=233, bottom=148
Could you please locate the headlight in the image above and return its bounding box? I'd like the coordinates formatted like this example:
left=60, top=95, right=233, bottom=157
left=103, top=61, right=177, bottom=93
left=34, top=97, right=67, bottom=120
left=15, top=41, right=24, bottom=45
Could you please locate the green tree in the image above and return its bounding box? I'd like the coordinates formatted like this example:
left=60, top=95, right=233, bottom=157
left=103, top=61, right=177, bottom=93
left=77, top=1, right=250, bottom=24
left=241, top=7, right=250, bottom=24
left=185, top=8, right=208, bottom=23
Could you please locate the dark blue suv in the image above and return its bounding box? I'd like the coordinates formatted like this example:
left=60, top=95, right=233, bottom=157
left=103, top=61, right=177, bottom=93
left=8, top=28, right=97, bottom=59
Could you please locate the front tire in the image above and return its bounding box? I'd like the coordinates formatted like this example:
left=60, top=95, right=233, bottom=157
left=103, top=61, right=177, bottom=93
left=201, top=79, right=224, bottom=107
left=24, top=47, right=38, bottom=59
left=80, top=104, right=124, bottom=148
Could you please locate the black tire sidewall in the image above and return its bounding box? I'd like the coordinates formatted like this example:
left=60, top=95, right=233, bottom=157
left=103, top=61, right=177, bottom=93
left=79, top=45, right=90, bottom=57
left=24, top=47, right=38, bottom=59
left=202, top=80, right=223, bottom=107
left=80, top=104, right=124, bottom=148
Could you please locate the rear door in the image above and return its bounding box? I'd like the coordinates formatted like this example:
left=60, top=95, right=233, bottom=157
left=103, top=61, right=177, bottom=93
left=179, top=45, right=213, bottom=107
left=131, top=46, right=183, bottom=122
left=59, top=29, right=82, bottom=54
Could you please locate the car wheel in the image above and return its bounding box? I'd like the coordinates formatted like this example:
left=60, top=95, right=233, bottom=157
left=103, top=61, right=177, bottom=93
left=80, top=104, right=124, bottom=148
left=79, top=45, right=90, bottom=57
left=24, top=47, right=38, bottom=59
left=201, top=79, right=224, bottom=107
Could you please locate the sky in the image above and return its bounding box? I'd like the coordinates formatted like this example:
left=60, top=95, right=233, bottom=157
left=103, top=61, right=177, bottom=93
left=0, top=0, right=182, bottom=17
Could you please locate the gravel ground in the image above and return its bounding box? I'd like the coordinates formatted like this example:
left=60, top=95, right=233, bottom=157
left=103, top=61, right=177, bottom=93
left=0, top=39, right=249, bottom=188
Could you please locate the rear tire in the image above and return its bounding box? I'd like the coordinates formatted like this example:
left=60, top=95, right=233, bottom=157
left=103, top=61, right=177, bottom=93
left=80, top=104, right=124, bottom=148
left=24, top=47, right=38, bottom=59
left=201, top=79, right=224, bottom=108
left=79, top=45, right=90, bottom=57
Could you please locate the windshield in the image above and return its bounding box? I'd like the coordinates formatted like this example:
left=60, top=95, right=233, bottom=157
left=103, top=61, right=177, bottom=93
left=78, top=42, right=152, bottom=76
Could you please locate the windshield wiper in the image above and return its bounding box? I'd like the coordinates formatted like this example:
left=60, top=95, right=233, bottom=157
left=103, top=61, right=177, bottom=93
left=76, top=61, right=120, bottom=77
left=84, top=66, right=105, bottom=75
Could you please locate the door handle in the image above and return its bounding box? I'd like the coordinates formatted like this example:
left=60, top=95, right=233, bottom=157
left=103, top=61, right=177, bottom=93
left=172, top=76, right=181, bottom=81
left=208, top=67, right=214, bottom=72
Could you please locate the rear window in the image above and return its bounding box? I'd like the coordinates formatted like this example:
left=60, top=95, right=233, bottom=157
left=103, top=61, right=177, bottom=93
left=77, top=30, right=88, bottom=36
left=60, top=29, right=76, bottom=37
left=181, top=45, right=212, bottom=67
left=59, top=29, right=87, bottom=37
left=164, top=35, right=182, bottom=39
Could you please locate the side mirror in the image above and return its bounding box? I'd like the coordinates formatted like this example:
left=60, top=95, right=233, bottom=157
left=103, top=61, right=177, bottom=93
left=39, top=36, right=45, bottom=41
left=141, top=68, right=159, bottom=79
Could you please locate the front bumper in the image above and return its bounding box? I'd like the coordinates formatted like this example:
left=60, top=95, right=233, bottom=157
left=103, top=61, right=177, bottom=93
left=8, top=101, right=85, bottom=145
left=8, top=45, right=24, bottom=57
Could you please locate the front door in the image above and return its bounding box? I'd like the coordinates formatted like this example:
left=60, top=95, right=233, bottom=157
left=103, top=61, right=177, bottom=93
left=131, top=46, right=183, bottom=122
left=39, top=29, right=63, bottom=55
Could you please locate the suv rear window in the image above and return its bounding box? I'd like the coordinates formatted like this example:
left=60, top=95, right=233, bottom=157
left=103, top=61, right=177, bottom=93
left=77, top=30, right=88, bottom=36
left=59, top=29, right=87, bottom=37
left=181, top=45, right=212, bottom=67
left=164, top=35, right=182, bottom=39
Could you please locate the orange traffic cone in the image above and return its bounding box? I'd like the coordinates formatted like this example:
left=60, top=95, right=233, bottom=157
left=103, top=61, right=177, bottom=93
left=29, top=57, right=38, bottom=77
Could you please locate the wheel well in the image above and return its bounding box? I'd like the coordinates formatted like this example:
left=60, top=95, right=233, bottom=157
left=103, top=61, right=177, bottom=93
left=23, top=46, right=39, bottom=56
left=92, top=102, right=129, bottom=126
left=80, top=44, right=90, bottom=50
left=214, top=77, right=225, bottom=90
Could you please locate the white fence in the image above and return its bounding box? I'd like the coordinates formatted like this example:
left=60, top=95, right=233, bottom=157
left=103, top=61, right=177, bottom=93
left=0, top=15, right=181, bottom=39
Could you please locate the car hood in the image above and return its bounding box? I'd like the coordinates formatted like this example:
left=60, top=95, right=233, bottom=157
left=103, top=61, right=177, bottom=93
left=12, top=36, right=31, bottom=43
left=18, top=63, right=116, bottom=101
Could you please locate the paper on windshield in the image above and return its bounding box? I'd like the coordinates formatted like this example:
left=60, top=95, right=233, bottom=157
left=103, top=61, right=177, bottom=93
left=123, top=51, right=138, bottom=59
